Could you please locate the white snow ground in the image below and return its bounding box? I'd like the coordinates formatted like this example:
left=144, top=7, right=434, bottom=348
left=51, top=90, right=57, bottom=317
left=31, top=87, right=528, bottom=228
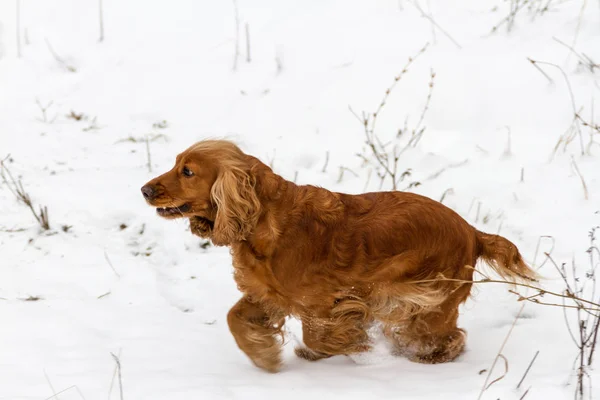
left=0, top=1, right=599, bottom=399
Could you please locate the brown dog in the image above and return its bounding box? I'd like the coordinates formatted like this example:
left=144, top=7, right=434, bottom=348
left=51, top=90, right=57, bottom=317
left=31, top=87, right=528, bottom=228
left=142, top=140, right=536, bottom=372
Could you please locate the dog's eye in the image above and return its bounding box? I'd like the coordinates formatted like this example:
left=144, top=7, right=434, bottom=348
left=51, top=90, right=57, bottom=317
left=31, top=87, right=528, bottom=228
left=182, top=167, right=194, bottom=177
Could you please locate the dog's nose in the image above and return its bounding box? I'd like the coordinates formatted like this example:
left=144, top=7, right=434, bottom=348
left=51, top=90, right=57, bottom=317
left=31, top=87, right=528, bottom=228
left=141, top=185, right=156, bottom=200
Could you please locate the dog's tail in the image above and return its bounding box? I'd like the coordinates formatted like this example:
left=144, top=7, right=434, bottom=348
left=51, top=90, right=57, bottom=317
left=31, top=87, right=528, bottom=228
left=476, top=231, right=538, bottom=282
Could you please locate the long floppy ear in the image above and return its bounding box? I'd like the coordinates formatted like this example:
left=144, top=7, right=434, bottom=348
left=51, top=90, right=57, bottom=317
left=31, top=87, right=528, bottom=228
left=210, top=167, right=261, bottom=246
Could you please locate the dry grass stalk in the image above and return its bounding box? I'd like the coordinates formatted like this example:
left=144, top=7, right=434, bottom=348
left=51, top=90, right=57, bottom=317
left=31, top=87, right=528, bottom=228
left=545, top=229, right=600, bottom=399
left=35, top=98, right=58, bottom=124
left=98, top=0, right=104, bottom=42
left=517, top=350, right=540, bottom=389
left=1, top=158, right=50, bottom=230
left=16, top=0, right=21, bottom=58
left=350, top=47, right=432, bottom=190
left=110, top=352, right=124, bottom=400
left=44, top=38, right=76, bottom=72
left=528, top=58, right=587, bottom=157
left=407, top=0, right=461, bottom=49
left=570, top=156, right=589, bottom=200
left=232, top=0, right=240, bottom=71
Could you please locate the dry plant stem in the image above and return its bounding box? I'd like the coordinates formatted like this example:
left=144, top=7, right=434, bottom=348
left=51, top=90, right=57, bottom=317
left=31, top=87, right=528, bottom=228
left=546, top=247, right=600, bottom=399
left=477, top=304, right=523, bottom=400
left=108, top=349, right=122, bottom=399
left=337, top=166, right=359, bottom=183
left=407, top=0, right=461, bottom=49
left=396, top=69, right=437, bottom=160
left=35, top=98, right=57, bottom=123
left=530, top=59, right=584, bottom=155
left=527, top=58, right=553, bottom=84
left=232, top=0, right=240, bottom=71
left=369, top=42, right=429, bottom=135
left=568, top=0, right=588, bottom=63
left=44, top=38, right=76, bottom=72
left=517, top=350, right=540, bottom=389
left=491, top=0, right=528, bottom=33
left=352, top=47, right=431, bottom=190
left=570, top=156, right=589, bottom=200
left=553, top=36, right=598, bottom=72
left=16, top=0, right=21, bottom=58
left=44, top=370, right=60, bottom=400
left=426, top=0, right=436, bottom=43
left=104, top=251, right=121, bottom=278
left=145, top=137, right=152, bottom=172
left=519, top=387, right=532, bottom=400
left=504, top=126, right=512, bottom=156
left=407, top=274, right=600, bottom=313
left=43, top=386, right=86, bottom=400
left=424, top=159, right=468, bottom=181
left=589, top=310, right=600, bottom=365
left=363, top=169, right=373, bottom=191
left=0, top=160, right=50, bottom=230
left=98, top=0, right=104, bottom=42
left=322, top=151, right=329, bottom=173
left=110, top=353, right=124, bottom=400
left=439, top=188, right=453, bottom=203
left=245, top=23, right=251, bottom=63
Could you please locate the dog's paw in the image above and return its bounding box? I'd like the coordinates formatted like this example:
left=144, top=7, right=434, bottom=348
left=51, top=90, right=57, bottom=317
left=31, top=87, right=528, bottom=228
left=294, top=346, right=330, bottom=361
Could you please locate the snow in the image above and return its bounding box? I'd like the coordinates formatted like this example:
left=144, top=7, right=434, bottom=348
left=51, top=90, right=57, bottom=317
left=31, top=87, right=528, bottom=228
left=0, top=0, right=599, bottom=399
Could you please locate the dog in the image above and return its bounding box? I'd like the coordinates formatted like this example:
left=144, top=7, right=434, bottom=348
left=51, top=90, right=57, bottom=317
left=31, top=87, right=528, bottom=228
left=142, top=140, right=536, bottom=372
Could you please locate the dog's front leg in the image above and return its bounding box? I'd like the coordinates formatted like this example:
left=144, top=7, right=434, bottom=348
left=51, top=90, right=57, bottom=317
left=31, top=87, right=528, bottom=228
left=227, top=296, right=285, bottom=372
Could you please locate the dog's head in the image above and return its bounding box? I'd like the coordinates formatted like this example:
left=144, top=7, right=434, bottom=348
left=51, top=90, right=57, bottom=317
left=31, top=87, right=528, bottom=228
left=141, top=140, right=261, bottom=246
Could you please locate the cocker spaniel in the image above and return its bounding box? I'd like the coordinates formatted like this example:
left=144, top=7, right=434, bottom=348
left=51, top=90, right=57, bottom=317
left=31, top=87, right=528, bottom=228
left=141, top=140, right=536, bottom=372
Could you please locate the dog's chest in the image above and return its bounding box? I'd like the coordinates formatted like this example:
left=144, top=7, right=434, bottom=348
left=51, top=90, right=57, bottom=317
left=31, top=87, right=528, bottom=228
left=231, top=244, right=289, bottom=308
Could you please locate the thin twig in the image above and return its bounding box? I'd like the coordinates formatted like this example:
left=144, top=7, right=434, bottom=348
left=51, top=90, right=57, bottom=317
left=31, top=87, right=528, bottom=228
left=519, top=386, right=532, bottom=400
left=370, top=42, right=429, bottom=135
left=44, top=370, right=60, bottom=400
left=145, top=137, right=152, bottom=173
left=110, top=353, right=124, bottom=400
left=322, top=151, right=329, bottom=173
left=439, top=188, right=453, bottom=203
left=232, top=0, right=240, bottom=71
left=44, top=386, right=86, bottom=400
left=98, top=0, right=104, bottom=42
left=571, top=156, right=589, bottom=200
left=16, top=0, right=21, bottom=58
left=35, top=98, right=57, bottom=123
left=104, top=252, right=121, bottom=278
left=407, top=0, right=461, bottom=49
left=553, top=36, right=598, bottom=72
left=408, top=273, right=600, bottom=312
left=108, top=349, right=121, bottom=399
left=245, top=23, right=251, bottom=63
left=1, top=160, right=51, bottom=230
left=517, top=350, right=540, bottom=389
left=530, top=59, right=584, bottom=155
left=477, top=305, right=523, bottom=399
left=44, top=38, right=76, bottom=72
left=567, top=0, right=588, bottom=65
left=527, top=58, right=553, bottom=84
left=424, top=159, right=468, bottom=181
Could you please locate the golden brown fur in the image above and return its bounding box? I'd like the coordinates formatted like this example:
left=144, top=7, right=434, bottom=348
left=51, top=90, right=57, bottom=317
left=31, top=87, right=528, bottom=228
left=141, top=140, right=536, bottom=372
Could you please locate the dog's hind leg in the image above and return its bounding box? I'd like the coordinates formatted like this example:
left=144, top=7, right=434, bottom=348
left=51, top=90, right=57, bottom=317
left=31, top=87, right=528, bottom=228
left=383, top=284, right=471, bottom=364
left=295, top=298, right=372, bottom=361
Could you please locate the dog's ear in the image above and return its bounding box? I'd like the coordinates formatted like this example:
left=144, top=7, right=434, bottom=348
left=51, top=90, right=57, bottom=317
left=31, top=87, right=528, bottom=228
left=210, top=166, right=261, bottom=246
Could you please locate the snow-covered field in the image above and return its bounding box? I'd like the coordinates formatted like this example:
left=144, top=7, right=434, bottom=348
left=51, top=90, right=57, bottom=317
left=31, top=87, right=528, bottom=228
left=1, top=1, right=599, bottom=399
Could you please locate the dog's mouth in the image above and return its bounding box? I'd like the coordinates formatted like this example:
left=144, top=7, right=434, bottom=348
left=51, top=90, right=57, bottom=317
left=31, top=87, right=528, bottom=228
left=156, top=203, right=191, bottom=217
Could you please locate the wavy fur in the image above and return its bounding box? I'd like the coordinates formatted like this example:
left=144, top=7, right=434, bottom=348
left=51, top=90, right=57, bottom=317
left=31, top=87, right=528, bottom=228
left=142, top=140, right=537, bottom=372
